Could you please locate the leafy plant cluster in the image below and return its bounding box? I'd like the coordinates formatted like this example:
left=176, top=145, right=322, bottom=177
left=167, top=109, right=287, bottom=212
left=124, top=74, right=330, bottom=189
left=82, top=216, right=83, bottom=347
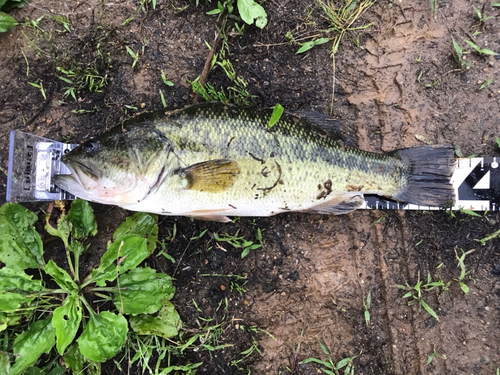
left=20, top=14, right=112, bottom=105
left=0, top=0, right=29, bottom=33
left=57, top=65, right=108, bottom=101
left=300, top=342, right=358, bottom=375
left=213, top=227, right=263, bottom=258
left=450, top=3, right=498, bottom=91
left=396, top=246, right=476, bottom=322
left=0, top=200, right=181, bottom=374
left=189, top=0, right=268, bottom=105
left=205, top=0, right=267, bottom=29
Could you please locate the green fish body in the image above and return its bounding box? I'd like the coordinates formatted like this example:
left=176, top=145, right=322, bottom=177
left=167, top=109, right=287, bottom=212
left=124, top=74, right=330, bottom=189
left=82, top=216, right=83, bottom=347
left=54, top=103, right=455, bottom=221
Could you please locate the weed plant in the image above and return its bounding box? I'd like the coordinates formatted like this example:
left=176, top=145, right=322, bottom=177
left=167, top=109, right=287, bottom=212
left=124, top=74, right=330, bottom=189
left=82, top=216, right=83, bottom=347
left=0, top=200, right=183, bottom=374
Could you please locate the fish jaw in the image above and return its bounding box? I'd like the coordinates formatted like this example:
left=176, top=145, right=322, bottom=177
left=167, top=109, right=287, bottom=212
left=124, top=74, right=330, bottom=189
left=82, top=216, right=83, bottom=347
left=54, top=173, right=96, bottom=200
left=54, top=162, right=151, bottom=205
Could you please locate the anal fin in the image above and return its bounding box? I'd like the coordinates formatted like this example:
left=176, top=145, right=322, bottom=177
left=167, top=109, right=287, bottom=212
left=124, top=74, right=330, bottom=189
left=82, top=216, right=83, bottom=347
left=186, top=208, right=233, bottom=223
left=304, top=194, right=364, bottom=215
left=176, top=159, right=240, bottom=193
left=190, top=214, right=232, bottom=223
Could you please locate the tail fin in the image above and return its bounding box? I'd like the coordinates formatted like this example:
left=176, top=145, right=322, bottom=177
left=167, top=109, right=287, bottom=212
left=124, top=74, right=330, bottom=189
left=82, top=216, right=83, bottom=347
left=391, top=145, right=455, bottom=207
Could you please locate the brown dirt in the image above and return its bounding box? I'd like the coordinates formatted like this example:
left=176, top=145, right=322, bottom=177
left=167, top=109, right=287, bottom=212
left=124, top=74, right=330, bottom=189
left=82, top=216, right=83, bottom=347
left=1, top=0, right=499, bottom=374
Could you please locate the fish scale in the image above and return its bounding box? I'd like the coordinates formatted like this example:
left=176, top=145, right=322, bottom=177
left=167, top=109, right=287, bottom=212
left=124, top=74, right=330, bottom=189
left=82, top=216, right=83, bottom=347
left=157, top=104, right=403, bottom=194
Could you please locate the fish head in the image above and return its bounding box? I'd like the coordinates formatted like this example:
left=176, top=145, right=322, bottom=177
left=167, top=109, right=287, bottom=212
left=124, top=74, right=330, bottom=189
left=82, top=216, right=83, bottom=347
left=54, top=124, right=172, bottom=205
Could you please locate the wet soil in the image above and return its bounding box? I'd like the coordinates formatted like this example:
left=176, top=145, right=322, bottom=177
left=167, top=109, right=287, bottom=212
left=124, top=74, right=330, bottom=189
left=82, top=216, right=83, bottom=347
left=1, top=0, right=499, bottom=374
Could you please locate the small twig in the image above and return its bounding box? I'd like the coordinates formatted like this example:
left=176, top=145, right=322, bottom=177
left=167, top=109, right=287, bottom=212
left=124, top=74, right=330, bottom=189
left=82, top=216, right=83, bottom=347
left=330, top=54, right=336, bottom=115
left=194, top=12, right=228, bottom=102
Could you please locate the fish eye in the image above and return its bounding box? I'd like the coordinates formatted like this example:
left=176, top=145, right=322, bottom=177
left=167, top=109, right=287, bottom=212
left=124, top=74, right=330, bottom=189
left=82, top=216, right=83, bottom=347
left=82, top=141, right=99, bottom=156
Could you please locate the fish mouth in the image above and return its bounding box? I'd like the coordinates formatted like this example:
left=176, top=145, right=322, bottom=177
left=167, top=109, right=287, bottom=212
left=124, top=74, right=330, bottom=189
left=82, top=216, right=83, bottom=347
left=54, top=159, right=101, bottom=195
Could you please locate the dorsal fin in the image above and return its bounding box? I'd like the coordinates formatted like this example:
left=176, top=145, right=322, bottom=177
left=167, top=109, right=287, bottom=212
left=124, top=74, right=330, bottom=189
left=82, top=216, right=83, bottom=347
left=292, top=111, right=355, bottom=147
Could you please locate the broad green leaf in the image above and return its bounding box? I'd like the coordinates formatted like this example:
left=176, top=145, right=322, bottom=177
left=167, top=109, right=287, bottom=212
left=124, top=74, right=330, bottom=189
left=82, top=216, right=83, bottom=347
left=0, top=203, right=44, bottom=270
left=53, top=295, right=82, bottom=355
left=91, top=234, right=149, bottom=286
left=206, top=8, right=222, bottom=15
left=420, top=299, right=439, bottom=321
left=10, top=317, right=55, bottom=375
left=460, top=209, right=481, bottom=217
left=268, top=103, right=284, bottom=128
left=296, top=41, right=315, bottom=54
left=300, top=357, right=333, bottom=367
left=237, top=0, right=267, bottom=29
left=465, top=39, right=480, bottom=52
left=241, top=247, right=251, bottom=258
left=113, top=267, right=175, bottom=315
left=296, top=37, right=329, bottom=54
left=0, top=0, right=30, bottom=12
left=0, top=311, right=23, bottom=331
left=113, top=212, right=158, bottom=255
left=459, top=281, right=469, bottom=294
left=319, top=341, right=329, bottom=355
left=0, top=351, right=10, bottom=374
left=129, top=300, right=182, bottom=338
left=45, top=260, right=77, bottom=293
left=78, top=311, right=128, bottom=362
left=66, top=199, right=97, bottom=239
left=23, top=363, right=65, bottom=375
left=0, top=267, right=44, bottom=312
left=477, top=48, right=498, bottom=56
left=337, top=356, right=355, bottom=369
left=45, top=213, right=71, bottom=248
left=0, top=11, right=17, bottom=33
left=62, top=343, right=84, bottom=373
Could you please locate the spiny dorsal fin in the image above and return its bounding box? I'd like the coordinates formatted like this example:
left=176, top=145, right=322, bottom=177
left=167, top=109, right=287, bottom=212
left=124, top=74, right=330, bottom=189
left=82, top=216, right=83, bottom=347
left=177, top=159, right=240, bottom=193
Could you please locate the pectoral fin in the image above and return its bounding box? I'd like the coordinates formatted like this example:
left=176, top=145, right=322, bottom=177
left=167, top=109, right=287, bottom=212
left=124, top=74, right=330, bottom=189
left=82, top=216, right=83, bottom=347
left=176, top=159, right=240, bottom=193
left=305, top=194, right=364, bottom=215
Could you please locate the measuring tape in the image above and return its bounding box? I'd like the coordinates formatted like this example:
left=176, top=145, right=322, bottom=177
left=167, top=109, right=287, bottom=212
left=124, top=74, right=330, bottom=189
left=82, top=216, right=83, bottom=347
left=363, top=157, right=499, bottom=212
left=6, top=130, right=500, bottom=211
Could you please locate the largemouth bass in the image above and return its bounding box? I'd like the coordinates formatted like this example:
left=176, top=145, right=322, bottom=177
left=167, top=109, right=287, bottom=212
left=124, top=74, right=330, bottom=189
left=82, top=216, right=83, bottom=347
left=54, top=103, right=455, bottom=222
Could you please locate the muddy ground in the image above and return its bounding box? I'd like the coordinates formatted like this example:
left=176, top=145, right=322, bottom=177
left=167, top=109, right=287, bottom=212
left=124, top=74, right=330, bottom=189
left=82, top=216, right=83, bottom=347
left=1, top=0, right=499, bottom=374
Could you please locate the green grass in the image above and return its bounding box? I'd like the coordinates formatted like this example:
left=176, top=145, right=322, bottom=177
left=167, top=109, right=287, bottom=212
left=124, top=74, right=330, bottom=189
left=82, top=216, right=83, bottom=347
left=190, top=0, right=267, bottom=105
left=28, top=79, right=46, bottom=99
left=300, top=342, right=359, bottom=375
left=20, top=15, right=111, bottom=104
left=479, top=78, right=492, bottom=90
left=363, top=292, right=371, bottom=326
left=464, top=39, right=499, bottom=56
left=396, top=272, right=446, bottom=321
left=57, top=66, right=108, bottom=101
left=288, top=0, right=375, bottom=113
left=426, top=347, right=446, bottom=365
left=452, top=38, right=473, bottom=70
left=213, top=227, right=263, bottom=258
left=125, top=45, right=139, bottom=68
left=472, top=4, right=493, bottom=27
left=454, top=248, right=474, bottom=294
